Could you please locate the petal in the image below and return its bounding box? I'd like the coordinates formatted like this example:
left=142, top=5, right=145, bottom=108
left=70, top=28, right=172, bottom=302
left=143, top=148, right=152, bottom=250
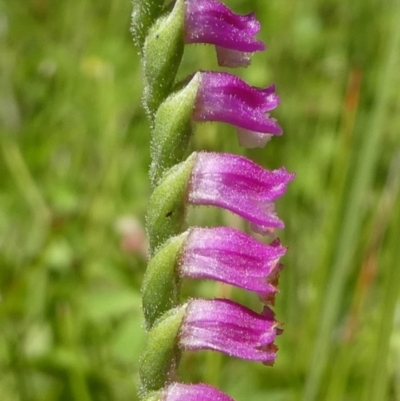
left=180, top=299, right=280, bottom=363
left=180, top=227, right=286, bottom=298
left=215, top=47, right=252, bottom=68
left=188, top=152, right=295, bottom=232
left=193, top=72, right=282, bottom=138
left=163, top=383, right=235, bottom=401
left=236, top=129, right=273, bottom=148
left=184, top=0, right=266, bottom=68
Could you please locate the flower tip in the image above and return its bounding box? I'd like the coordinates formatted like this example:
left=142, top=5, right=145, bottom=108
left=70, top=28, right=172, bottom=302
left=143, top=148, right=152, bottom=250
left=261, top=343, right=279, bottom=366
left=259, top=291, right=278, bottom=306
left=164, top=383, right=235, bottom=401
left=251, top=223, right=284, bottom=236
left=216, top=40, right=266, bottom=68
left=237, top=129, right=273, bottom=148
left=216, top=48, right=253, bottom=68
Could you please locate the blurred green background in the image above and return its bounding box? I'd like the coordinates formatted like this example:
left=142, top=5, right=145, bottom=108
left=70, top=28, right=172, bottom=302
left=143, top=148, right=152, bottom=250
left=1, top=0, right=400, bottom=400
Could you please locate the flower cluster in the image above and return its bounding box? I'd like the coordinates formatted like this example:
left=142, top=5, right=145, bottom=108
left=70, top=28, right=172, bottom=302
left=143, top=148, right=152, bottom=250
left=133, top=0, right=293, bottom=400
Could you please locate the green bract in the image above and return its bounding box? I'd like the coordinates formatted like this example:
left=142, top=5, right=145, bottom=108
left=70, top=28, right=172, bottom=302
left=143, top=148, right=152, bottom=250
left=150, top=74, right=201, bottom=187
left=142, top=233, right=188, bottom=329
left=131, top=0, right=165, bottom=49
left=143, top=0, right=185, bottom=118
left=139, top=305, right=187, bottom=396
left=146, top=153, right=196, bottom=256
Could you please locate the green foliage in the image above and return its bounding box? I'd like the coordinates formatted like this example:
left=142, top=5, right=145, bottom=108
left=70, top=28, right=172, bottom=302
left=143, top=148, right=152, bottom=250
left=1, top=0, right=400, bottom=401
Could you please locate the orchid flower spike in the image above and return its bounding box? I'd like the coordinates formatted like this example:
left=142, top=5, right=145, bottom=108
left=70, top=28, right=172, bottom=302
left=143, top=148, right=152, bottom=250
left=134, top=0, right=293, bottom=398
left=184, top=0, right=266, bottom=67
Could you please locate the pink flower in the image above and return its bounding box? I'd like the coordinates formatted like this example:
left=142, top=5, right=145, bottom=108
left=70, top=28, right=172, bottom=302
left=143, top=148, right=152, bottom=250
left=188, top=152, right=294, bottom=234
left=180, top=299, right=280, bottom=364
left=193, top=72, right=282, bottom=147
left=184, top=0, right=265, bottom=67
left=162, top=383, right=234, bottom=401
left=180, top=227, right=285, bottom=303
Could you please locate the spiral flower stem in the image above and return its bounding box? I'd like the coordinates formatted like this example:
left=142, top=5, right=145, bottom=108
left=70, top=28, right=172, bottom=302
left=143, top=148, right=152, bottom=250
left=132, top=1, right=293, bottom=400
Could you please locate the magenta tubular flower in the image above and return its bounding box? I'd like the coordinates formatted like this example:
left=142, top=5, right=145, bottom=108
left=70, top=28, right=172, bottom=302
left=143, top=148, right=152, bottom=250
left=188, top=152, right=295, bottom=234
left=163, top=383, right=234, bottom=401
left=193, top=72, right=282, bottom=147
left=179, top=299, right=280, bottom=364
left=180, top=227, right=286, bottom=302
left=184, top=0, right=265, bottom=67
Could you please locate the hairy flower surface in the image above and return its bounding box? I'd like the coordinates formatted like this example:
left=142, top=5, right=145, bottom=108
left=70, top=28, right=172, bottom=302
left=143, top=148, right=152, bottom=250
left=180, top=227, right=285, bottom=300
left=163, top=383, right=234, bottom=401
left=188, top=152, right=294, bottom=234
left=179, top=299, right=280, bottom=364
left=184, top=0, right=265, bottom=67
left=193, top=72, right=282, bottom=147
